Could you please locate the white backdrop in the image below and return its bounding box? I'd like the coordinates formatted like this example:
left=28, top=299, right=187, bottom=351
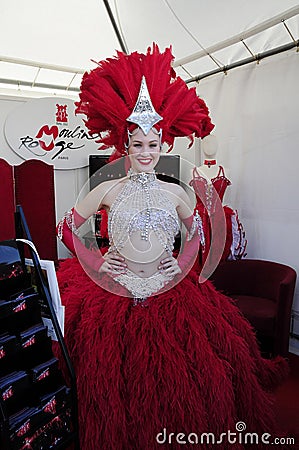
left=195, top=48, right=299, bottom=311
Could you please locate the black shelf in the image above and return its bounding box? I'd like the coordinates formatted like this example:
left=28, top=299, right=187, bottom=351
left=0, top=205, right=80, bottom=450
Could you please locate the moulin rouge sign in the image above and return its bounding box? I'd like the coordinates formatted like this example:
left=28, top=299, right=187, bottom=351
left=4, top=97, right=101, bottom=169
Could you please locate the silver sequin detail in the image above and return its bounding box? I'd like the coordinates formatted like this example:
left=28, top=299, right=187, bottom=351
left=188, top=210, right=205, bottom=247
left=126, top=76, right=163, bottom=135
left=114, top=269, right=174, bottom=303
left=108, top=171, right=180, bottom=255
left=57, top=210, right=79, bottom=241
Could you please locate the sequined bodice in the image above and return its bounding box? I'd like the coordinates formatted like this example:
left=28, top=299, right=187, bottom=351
left=190, top=166, right=231, bottom=212
left=108, top=172, right=180, bottom=255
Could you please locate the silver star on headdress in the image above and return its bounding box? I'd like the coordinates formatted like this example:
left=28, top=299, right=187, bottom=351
left=126, top=76, right=163, bottom=135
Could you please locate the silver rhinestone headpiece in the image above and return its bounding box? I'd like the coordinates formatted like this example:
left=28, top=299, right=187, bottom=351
left=126, top=76, right=163, bottom=135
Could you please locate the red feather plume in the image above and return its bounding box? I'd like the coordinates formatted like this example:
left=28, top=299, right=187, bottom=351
left=75, top=44, right=214, bottom=160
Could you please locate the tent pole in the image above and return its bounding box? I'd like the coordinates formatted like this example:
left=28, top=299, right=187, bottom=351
left=102, top=0, right=128, bottom=54
left=0, top=78, right=80, bottom=93
left=185, top=40, right=299, bottom=84
left=1, top=40, right=297, bottom=92
left=0, top=56, right=84, bottom=74
left=174, top=5, right=299, bottom=68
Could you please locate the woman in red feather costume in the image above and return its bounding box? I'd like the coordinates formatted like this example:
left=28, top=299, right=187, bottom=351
left=56, top=45, right=289, bottom=449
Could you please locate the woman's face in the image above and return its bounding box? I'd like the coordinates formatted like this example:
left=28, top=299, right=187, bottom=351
left=128, top=127, right=161, bottom=173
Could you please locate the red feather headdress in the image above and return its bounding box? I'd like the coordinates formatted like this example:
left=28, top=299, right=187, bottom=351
left=75, top=43, right=214, bottom=161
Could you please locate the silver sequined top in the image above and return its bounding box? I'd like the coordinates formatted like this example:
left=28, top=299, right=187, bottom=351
left=108, top=171, right=180, bottom=255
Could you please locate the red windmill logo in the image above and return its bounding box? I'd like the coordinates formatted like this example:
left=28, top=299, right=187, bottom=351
left=56, top=104, right=68, bottom=123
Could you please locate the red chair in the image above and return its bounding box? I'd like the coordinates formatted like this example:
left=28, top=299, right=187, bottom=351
left=210, top=259, right=297, bottom=357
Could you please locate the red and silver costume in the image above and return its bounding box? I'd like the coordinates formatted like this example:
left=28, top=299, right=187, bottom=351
left=56, top=45, right=288, bottom=449
left=190, top=165, right=247, bottom=268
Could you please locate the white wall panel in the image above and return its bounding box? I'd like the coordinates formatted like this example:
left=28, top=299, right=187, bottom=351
left=196, top=49, right=299, bottom=310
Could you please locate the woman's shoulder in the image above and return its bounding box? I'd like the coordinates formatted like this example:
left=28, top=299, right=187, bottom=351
left=91, top=176, right=127, bottom=194
left=159, top=180, right=190, bottom=208
left=159, top=180, right=186, bottom=196
left=79, top=176, right=127, bottom=212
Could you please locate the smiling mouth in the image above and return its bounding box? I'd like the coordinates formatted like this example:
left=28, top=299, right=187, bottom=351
left=137, top=158, right=152, bottom=165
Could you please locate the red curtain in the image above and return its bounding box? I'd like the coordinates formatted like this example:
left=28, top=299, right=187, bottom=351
left=0, top=159, right=57, bottom=261
left=0, top=159, right=15, bottom=241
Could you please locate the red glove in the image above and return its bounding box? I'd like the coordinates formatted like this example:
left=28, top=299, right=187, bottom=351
left=177, top=212, right=204, bottom=273
left=57, top=208, right=104, bottom=272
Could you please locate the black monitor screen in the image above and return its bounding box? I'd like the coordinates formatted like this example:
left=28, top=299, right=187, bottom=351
left=89, top=154, right=180, bottom=190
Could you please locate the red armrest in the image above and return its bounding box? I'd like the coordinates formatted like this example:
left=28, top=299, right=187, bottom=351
left=210, top=259, right=297, bottom=304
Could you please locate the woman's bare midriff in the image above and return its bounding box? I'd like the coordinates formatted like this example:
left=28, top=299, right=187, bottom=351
left=114, top=230, right=170, bottom=277
left=103, top=180, right=178, bottom=278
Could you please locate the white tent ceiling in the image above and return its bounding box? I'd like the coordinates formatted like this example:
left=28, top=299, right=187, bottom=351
left=1, top=0, right=299, bottom=95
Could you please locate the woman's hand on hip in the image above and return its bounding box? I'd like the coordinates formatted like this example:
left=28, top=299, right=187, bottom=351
left=99, top=252, right=127, bottom=275
left=158, top=256, right=182, bottom=277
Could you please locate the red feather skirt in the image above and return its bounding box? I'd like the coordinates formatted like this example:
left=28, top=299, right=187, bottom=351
left=56, top=257, right=289, bottom=450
